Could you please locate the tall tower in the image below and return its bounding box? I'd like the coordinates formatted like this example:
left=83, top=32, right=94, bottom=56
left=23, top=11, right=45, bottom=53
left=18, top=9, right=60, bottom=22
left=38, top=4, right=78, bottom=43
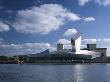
left=57, top=43, right=63, bottom=52
left=71, top=38, right=76, bottom=52
left=71, top=31, right=81, bottom=52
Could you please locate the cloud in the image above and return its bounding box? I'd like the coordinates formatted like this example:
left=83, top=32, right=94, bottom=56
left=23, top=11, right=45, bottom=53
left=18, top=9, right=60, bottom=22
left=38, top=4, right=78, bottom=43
left=83, top=38, right=110, bottom=43
left=57, top=38, right=72, bottom=49
left=78, top=0, right=110, bottom=7
left=103, top=39, right=110, bottom=42
left=95, top=0, right=110, bottom=6
left=58, top=39, right=71, bottom=44
left=57, top=38, right=110, bottom=49
left=81, top=45, right=87, bottom=48
left=78, top=0, right=91, bottom=6
left=0, top=21, right=10, bottom=32
left=83, top=17, right=95, bottom=22
left=12, top=4, right=80, bottom=34
left=64, top=28, right=78, bottom=36
left=82, top=39, right=98, bottom=43
left=82, top=38, right=110, bottom=44
left=0, top=42, right=56, bottom=55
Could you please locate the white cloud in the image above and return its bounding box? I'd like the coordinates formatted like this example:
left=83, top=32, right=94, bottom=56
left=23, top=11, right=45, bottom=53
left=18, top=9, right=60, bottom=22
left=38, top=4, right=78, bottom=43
left=64, top=28, right=78, bottom=36
left=78, top=0, right=110, bottom=7
left=78, top=0, right=91, bottom=6
left=82, top=38, right=110, bottom=43
left=58, top=39, right=71, bottom=44
left=0, top=42, right=56, bottom=55
left=81, top=45, right=87, bottom=48
left=82, top=39, right=97, bottom=43
left=0, top=21, right=10, bottom=32
left=58, top=38, right=72, bottom=49
left=83, top=17, right=95, bottom=22
left=97, top=39, right=102, bottom=42
left=0, top=38, right=3, bottom=41
left=12, top=4, right=80, bottom=34
left=95, top=0, right=110, bottom=6
left=103, top=39, right=110, bottom=42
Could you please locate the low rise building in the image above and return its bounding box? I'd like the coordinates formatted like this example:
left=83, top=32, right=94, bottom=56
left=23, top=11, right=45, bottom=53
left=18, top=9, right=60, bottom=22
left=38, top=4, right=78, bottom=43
left=85, top=44, right=107, bottom=57
left=26, top=32, right=107, bottom=63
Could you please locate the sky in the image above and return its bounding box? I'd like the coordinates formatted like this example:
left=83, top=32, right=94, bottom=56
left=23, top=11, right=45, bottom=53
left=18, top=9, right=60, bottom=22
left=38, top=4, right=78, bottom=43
left=0, top=0, right=110, bottom=56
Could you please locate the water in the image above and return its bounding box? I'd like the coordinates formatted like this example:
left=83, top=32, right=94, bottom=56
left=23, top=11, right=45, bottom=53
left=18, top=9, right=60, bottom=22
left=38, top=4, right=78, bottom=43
left=0, top=64, right=110, bottom=82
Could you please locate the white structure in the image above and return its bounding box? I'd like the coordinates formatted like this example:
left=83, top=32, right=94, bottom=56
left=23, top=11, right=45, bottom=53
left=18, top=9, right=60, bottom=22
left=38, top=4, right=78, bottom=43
left=71, top=31, right=81, bottom=52
left=56, top=30, right=106, bottom=59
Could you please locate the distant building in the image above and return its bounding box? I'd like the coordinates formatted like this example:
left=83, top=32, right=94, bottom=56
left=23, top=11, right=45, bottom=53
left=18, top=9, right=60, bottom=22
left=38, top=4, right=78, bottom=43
left=85, top=44, right=107, bottom=57
left=27, top=31, right=107, bottom=63
left=87, top=44, right=96, bottom=51
left=71, top=32, right=81, bottom=52
left=57, top=43, right=64, bottom=52
left=27, top=49, right=50, bottom=63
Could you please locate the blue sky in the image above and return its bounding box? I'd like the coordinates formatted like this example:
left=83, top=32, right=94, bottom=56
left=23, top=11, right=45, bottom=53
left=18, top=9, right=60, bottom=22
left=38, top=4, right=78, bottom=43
left=0, top=0, right=110, bottom=56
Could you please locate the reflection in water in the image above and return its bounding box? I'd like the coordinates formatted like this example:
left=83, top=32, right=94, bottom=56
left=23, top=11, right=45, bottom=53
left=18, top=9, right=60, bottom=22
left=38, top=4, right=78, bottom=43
left=73, top=65, right=84, bottom=82
left=0, top=64, right=109, bottom=82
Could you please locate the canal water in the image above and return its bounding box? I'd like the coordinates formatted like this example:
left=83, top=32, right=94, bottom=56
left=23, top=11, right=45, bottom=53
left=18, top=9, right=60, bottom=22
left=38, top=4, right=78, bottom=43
left=0, top=64, right=110, bottom=82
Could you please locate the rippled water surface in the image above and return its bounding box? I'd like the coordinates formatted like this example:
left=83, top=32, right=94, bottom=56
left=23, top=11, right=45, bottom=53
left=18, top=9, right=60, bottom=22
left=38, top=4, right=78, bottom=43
left=0, top=64, right=110, bottom=82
